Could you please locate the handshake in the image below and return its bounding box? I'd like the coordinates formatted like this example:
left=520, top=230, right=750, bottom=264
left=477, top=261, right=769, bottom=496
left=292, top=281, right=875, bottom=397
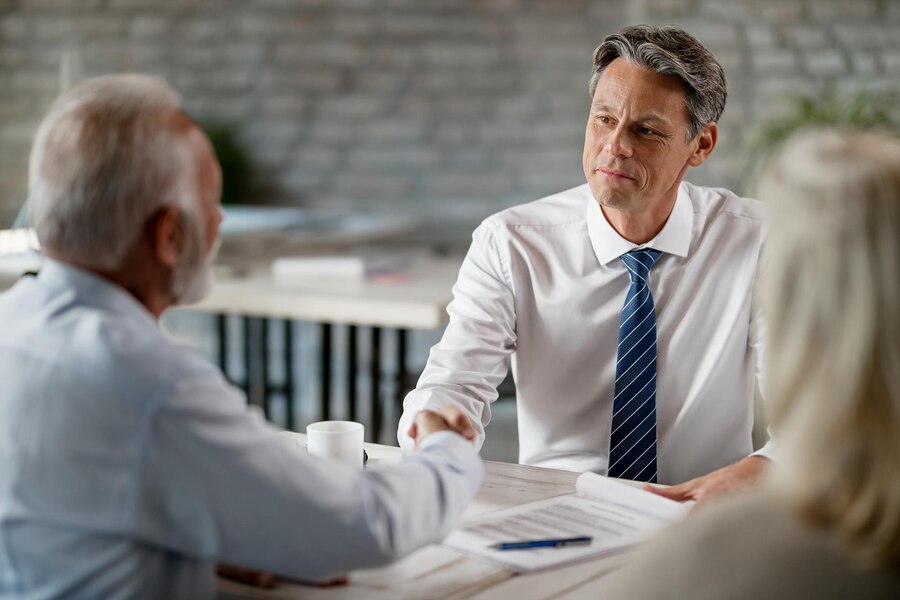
left=409, top=407, right=477, bottom=448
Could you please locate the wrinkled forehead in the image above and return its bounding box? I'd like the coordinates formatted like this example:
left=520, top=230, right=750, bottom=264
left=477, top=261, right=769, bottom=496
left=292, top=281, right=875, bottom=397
left=590, top=59, right=690, bottom=125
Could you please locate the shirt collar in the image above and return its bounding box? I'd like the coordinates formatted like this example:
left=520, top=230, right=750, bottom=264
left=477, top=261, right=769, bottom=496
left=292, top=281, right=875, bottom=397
left=37, top=258, right=158, bottom=327
left=585, top=183, right=694, bottom=265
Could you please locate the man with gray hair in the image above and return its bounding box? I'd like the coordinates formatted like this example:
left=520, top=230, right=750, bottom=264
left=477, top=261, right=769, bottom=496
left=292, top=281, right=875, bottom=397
left=0, top=74, right=482, bottom=599
left=399, top=25, right=771, bottom=501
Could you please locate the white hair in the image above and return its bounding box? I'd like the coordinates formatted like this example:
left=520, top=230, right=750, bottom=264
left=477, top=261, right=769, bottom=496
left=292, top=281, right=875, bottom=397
left=28, top=74, right=199, bottom=271
left=759, top=128, right=900, bottom=566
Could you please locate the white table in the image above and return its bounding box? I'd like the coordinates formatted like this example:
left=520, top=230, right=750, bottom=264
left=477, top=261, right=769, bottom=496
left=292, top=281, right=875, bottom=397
left=217, top=438, right=633, bottom=600
left=193, top=253, right=461, bottom=329
left=181, top=253, right=463, bottom=442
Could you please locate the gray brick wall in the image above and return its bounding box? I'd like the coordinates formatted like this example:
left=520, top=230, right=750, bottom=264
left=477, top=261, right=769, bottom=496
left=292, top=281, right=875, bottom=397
left=1, top=0, right=899, bottom=241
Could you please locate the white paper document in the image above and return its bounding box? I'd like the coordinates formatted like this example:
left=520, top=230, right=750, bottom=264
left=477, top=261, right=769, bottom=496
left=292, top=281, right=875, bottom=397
left=443, top=473, right=690, bottom=572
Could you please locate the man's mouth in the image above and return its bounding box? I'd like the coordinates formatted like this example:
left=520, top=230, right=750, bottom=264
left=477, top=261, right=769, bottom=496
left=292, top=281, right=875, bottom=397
left=595, top=167, right=635, bottom=181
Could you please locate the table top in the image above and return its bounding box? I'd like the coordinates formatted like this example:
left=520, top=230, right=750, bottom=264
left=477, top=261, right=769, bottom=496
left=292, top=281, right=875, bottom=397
left=217, top=437, right=633, bottom=600
left=184, top=253, right=462, bottom=330
left=0, top=250, right=463, bottom=331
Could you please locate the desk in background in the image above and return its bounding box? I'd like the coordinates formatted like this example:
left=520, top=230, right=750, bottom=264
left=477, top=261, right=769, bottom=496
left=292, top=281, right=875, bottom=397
left=217, top=436, right=632, bottom=600
left=181, top=253, right=463, bottom=442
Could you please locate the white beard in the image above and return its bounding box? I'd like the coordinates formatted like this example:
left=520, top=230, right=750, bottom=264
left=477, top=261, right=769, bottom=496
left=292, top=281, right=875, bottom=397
left=171, top=227, right=220, bottom=306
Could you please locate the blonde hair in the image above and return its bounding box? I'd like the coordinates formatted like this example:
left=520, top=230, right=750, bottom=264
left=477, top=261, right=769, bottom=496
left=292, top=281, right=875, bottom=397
left=759, top=128, right=900, bottom=566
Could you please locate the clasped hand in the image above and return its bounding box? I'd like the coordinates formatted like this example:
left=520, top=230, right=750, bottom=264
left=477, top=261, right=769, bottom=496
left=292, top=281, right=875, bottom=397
left=408, top=406, right=477, bottom=448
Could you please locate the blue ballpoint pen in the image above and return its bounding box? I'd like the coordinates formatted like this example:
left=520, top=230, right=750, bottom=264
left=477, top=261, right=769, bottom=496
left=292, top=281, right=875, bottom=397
left=490, top=536, right=593, bottom=551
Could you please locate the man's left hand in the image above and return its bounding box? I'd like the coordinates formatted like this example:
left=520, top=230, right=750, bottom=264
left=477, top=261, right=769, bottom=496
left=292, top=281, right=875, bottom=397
left=643, top=455, right=770, bottom=505
left=217, top=563, right=276, bottom=588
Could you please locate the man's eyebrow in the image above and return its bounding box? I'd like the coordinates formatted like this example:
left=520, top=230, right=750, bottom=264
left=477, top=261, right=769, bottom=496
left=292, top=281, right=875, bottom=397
left=636, top=114, right=672, bottom=127
left=590, top=104, right=673, bottom=127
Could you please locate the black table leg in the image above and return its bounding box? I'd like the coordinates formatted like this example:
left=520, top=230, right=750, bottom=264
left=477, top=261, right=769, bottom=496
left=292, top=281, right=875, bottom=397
left=370, top=327, right=382, bottom=443
left=348, top=324, right=358, bottom=422
left=242, top=316, right=253, bottom=398
left=216, top=314, right=228, bottom=377
left=284, top=319, right=295, bottom=430
left=320, top=323, right=332, bottom=421
left=261, top=318, right=270, bottom=417
left=396, top=329, right=408, bottom=414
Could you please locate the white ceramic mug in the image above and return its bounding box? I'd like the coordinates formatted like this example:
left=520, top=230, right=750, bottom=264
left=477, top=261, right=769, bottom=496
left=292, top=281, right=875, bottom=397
left=306, top=421, right=365, bottom=470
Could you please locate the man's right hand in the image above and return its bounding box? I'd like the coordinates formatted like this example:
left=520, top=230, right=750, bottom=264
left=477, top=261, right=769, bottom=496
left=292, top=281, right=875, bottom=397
left=408, top=407, right=477, bottom=448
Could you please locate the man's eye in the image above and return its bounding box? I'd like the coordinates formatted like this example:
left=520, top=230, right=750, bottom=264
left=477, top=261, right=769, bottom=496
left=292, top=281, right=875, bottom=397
left=637, top=127, right=656, bottom=135
left=596, top=115, right=611, bottom=124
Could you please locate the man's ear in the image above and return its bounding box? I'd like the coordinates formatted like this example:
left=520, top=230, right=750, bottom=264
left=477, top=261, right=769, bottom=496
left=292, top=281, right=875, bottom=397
left=150, top=205, right=184, bottom=268
left=688, top=122, right=718, bottom=167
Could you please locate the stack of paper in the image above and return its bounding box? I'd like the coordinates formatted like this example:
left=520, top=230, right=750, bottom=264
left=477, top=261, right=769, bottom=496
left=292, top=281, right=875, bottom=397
left=272, top=256, right=367, bottom=281
left=271, top=251, right=411, bottom=283
left=443, top=473, right=690, bottom=572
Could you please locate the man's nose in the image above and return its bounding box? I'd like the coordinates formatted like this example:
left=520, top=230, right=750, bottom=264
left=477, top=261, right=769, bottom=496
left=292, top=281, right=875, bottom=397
left=605, top=125, right=633, bottom=159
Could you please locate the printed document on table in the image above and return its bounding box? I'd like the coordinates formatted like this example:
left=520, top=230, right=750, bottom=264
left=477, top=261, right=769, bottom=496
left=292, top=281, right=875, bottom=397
left=443, top=472, right=690, bottom=572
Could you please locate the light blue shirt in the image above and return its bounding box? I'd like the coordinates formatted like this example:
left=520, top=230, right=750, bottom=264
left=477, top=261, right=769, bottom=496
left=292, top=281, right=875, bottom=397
left=0, top=259, right=483, bottom=599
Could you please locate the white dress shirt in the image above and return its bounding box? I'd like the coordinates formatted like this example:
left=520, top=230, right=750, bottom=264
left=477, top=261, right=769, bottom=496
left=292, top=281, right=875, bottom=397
left=399, top=181, right=769, bottom=484
left=0, top=260, right=483, bottom=600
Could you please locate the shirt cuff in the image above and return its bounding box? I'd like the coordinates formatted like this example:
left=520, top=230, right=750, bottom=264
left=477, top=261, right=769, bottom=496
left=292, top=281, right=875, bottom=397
left=411, top=431, right=484, bottom=495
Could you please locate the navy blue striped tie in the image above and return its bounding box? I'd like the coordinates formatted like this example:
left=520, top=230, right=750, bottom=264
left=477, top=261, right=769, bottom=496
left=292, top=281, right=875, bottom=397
left=608, top=248, right=662, bottom=483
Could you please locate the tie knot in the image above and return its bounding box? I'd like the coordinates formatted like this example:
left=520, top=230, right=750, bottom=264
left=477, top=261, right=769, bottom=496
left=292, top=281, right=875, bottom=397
left=620, top=249, right=662, bottom=284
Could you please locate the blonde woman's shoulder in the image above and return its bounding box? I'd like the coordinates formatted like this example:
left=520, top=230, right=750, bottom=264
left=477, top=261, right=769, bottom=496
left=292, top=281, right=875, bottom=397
left=600, top=489, right=900, bottom=600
